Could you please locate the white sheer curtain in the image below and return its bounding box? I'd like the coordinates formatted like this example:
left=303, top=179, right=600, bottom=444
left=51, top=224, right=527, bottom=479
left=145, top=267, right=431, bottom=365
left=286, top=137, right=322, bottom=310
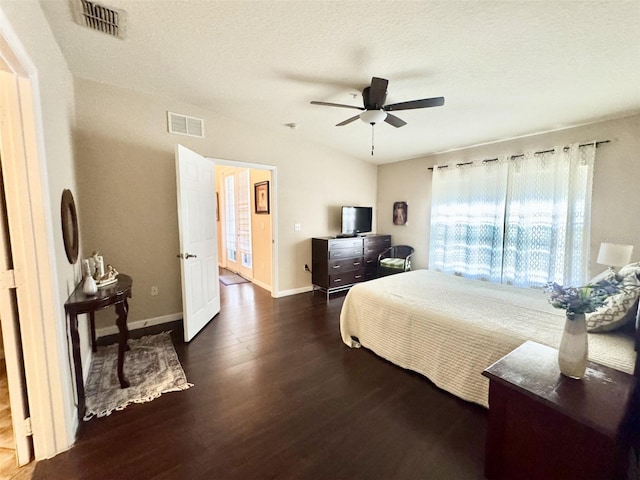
left=502, top=144, right=595, bottom=287
left=429, top=159, right=508, bottom=282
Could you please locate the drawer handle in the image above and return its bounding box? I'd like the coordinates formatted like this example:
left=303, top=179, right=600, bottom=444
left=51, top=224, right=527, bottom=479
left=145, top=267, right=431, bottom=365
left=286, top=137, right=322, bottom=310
left=353, top=262, right=361, bottom=266
left=332, top=265, right=341, bottom=269
left=355, top=275, right=362, bottom=279
left=333, top=278, right=342, bottom=283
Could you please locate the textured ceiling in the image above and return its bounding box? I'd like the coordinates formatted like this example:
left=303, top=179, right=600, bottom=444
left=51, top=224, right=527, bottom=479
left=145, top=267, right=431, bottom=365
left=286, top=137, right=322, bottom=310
left=40, top=0, right=640, bottom=164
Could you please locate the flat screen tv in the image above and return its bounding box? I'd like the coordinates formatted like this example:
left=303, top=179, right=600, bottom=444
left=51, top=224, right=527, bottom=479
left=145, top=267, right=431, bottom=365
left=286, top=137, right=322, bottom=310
left=341, top=206, right=373, bottom=236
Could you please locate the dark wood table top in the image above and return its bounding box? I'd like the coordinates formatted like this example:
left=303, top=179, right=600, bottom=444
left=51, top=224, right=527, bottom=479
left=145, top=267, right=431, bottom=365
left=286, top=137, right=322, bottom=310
left=64, top=274, right=132, bottom=315
left=483, top=340, right=637, bottom=439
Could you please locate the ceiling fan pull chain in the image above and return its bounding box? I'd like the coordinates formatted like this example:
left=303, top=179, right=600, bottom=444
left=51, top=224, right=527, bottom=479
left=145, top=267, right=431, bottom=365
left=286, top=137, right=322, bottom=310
left=371, top=124, right=375, bottom=156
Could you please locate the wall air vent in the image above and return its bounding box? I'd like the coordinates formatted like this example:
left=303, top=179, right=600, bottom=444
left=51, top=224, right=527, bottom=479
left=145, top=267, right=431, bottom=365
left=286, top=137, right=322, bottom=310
left=73, top=0, right=127, bottom=39
left=167, top=112, right=205, bottom=138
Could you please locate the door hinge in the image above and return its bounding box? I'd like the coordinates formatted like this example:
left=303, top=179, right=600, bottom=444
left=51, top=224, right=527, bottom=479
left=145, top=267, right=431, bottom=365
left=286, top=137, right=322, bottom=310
left=0, top=269, right=17, bottom=289
left=24, top=417, right=32, bottom=436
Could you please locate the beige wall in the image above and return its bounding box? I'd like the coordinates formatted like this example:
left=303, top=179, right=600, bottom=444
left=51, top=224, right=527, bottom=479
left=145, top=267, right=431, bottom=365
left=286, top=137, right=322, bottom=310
left=377, top=114, right=640, bottom=278
left=74, top=78, right=377, bottom=325
left=0, top=0, right=79, bottom=452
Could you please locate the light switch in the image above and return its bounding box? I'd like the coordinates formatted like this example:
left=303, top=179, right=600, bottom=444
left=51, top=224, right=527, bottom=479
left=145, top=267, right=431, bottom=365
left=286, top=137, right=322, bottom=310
left=294, top=223, right=301, bottom=231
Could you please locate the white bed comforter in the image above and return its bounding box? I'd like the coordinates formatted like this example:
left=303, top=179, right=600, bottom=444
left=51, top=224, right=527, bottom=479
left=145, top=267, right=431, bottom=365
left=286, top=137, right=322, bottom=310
left=339, top=269, right=636, bottom=407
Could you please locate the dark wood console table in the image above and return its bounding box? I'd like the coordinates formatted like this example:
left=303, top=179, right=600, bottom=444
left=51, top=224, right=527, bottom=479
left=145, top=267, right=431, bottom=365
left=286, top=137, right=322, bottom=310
left=64, top=274, right=132, bottom=421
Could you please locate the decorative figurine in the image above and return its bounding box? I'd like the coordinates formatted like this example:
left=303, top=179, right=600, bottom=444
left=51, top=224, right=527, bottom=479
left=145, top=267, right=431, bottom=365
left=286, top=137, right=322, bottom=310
left=91, top=250, right=105, bottom=280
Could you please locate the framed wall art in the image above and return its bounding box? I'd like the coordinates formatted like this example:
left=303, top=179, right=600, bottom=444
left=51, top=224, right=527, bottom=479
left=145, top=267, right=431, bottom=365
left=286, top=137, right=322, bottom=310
left=393, top=201, right=408, bottom=225
left=254, top=181, right=270, bottom=214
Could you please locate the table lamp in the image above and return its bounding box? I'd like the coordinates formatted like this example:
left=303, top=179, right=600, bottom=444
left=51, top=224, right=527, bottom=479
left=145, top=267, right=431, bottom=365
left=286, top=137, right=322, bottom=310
left=596, top=242, right=633, bottom=271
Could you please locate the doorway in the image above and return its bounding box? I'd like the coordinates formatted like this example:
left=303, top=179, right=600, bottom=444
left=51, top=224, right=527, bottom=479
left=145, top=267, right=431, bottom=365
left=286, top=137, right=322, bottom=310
left=220, top=167, right=252, bottom=279
left=215, top=164, right=273, bottom=292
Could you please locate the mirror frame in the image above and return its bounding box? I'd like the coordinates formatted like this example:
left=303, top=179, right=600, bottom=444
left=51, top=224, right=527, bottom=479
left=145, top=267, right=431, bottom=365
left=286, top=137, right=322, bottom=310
left=61, top=189, right=79, bottom=264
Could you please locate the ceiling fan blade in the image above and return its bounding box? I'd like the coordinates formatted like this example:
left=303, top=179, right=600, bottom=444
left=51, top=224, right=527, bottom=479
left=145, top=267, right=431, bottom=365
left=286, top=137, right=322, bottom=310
left=368, top=77, right=389, bottom=108
left=384, top=96, right=445, bottom=111
left=384, top=113, right=407, bottom=128
left=310, top=101, right=364, bottom=110
left=336, top=115, right=360, bottom=126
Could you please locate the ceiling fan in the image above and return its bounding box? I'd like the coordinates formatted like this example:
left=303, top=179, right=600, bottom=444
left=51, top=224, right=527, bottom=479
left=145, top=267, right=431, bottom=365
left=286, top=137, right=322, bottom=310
left=310, top=76, right=445, bottom=128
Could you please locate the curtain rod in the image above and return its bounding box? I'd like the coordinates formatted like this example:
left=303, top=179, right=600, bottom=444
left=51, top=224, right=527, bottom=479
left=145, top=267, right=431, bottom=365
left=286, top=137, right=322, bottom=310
left=427, top=140, right=610, bottom=171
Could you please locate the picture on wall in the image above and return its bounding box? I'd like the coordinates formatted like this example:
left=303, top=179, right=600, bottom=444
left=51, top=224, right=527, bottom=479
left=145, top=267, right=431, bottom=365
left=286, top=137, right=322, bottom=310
left=393, top=201, right=408, bottom=225
left=255, top=181, right=270, bottom=214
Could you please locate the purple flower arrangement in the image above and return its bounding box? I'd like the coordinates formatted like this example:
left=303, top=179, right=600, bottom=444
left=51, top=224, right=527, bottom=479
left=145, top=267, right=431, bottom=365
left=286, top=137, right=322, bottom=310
left=545, top=278, right=621, bottom=319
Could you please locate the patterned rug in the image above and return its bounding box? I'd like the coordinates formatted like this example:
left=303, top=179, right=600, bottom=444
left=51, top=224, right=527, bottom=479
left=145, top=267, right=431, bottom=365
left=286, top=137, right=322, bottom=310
left=84, top=332, right=192, bottom=420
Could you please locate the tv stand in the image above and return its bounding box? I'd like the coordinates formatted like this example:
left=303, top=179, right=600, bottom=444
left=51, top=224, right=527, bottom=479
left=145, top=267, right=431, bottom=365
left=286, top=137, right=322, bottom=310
left=311, top=234, right=391, bottom=300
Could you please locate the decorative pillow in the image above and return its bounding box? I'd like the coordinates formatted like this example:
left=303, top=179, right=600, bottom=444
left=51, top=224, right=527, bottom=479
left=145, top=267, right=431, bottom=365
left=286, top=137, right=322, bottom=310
left=589, top=268, right=617, bottom=285
left=586, top=271, right=640, bottom=333
left=618, top=262, right=640, bottom=278
left=622, top=270, right=640, bottom=287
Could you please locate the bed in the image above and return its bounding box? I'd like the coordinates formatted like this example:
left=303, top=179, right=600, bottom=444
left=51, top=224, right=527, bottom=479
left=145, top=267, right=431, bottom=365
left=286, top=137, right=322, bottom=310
left=339, top=269, right=639, bottom=408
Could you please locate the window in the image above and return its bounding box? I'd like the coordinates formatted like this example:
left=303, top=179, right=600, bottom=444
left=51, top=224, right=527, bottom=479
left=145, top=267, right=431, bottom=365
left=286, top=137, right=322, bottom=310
left=429, top=143, right=595, bottom=288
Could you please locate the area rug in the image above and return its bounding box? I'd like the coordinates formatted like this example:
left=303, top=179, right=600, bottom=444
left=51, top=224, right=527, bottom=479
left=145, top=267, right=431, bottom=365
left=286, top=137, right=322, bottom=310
left=83, top=332, right=192, bottom=420
left=219, top=273, right=249, bottom=285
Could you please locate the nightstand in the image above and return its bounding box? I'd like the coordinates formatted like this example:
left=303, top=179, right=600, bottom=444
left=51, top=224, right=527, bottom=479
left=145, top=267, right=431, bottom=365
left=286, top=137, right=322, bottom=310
left=482, top=341, right=637, bottom=480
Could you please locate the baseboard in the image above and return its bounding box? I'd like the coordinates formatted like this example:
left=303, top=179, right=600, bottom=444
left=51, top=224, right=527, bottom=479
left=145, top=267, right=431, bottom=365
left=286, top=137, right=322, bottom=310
left=251, top=278, right=272, bottom=293
left=95, top=312, right=183, bottom=338
left=273, top=285, right=313, bottom=298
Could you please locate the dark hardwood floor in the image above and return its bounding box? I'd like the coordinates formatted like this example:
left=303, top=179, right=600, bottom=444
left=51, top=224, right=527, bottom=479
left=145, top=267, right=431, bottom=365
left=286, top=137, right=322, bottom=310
left=34, top=281, right=487, bottom=479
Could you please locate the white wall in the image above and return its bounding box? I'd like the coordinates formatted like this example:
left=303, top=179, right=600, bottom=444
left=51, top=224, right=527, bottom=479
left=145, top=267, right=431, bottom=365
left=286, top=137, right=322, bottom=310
left=73, top=78, right=378, bottom=326
left=377, top=115, right=640, bottom=278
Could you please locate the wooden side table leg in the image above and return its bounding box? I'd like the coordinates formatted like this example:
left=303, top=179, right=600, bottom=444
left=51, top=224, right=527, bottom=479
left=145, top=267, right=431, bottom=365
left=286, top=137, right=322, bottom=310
left=68, top=313, right=85, bottom=421
left=90, top=311, right=97, bottom=352
left=115, top=299, right=130, bottom=388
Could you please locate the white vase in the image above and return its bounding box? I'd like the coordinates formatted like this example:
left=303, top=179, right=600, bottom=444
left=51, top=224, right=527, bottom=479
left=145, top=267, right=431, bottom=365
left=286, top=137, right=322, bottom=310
left=558, top=313, right=588, bottom=379
left=82, top=274, right=98, bottom=295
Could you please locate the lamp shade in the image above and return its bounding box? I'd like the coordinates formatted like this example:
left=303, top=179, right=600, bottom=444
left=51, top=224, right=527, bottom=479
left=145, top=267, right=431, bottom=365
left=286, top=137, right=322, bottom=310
left=597, top=243, right=633, bottom=268
left=360, top=109, right=387, bottom=125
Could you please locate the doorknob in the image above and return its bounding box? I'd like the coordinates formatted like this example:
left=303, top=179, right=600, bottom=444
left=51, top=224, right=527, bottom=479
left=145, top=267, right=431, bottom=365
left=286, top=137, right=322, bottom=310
left=176, top=253, right=198, bottom=259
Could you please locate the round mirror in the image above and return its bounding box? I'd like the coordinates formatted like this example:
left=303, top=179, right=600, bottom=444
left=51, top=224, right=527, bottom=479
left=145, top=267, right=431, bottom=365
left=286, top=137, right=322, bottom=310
left=61, top=189, right=79, bottom=264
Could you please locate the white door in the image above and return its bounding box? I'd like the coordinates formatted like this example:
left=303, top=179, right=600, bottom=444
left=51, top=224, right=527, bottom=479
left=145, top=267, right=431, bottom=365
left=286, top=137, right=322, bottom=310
left=0, top=162, right=32, bottom=465
left=220, top=168, right=253, bottom=279
left=0, top=74, right=33, bottom=466
left=175, top=145, right=220, bottom=342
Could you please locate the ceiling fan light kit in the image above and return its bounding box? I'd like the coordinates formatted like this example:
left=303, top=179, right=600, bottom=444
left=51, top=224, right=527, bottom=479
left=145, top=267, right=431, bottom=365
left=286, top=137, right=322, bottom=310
left=311, top=76, right=445, bottom=155
left=360, top=109, right=387, bottom=125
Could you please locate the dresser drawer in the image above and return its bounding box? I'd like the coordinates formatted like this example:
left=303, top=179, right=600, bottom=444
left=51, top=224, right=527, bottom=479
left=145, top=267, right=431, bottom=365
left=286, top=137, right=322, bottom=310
left=329, top=270, right=366, bottom=287
left=329, top=247, right=363, bottom=259
left=328, top=238, right=363, bottom=250
left=328, top=257, right=364, bottom=273
left=364, top=235, right=391, bottom=254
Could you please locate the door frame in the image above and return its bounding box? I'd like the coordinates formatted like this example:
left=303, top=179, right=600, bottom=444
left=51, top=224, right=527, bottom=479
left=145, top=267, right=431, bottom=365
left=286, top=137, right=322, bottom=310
left=0, top=12, right=72, bottom=459
left=209, top=158, right=278, bottom=296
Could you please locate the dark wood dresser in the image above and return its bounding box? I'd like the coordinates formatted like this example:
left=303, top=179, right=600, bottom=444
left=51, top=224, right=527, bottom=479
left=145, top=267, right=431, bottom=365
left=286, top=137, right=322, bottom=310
left=311, top=234, right=390, bottom=300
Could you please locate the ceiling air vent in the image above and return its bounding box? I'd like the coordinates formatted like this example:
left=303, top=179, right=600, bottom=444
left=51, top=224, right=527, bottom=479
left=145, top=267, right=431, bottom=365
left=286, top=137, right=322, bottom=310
left=167, top=112, right=205, bottom=138
left=73, top=0, right=127, bottom=39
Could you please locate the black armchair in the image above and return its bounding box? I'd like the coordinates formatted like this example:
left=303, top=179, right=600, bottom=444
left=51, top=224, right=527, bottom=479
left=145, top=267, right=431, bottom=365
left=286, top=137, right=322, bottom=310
left=378, top=245, right=414, bottom=277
